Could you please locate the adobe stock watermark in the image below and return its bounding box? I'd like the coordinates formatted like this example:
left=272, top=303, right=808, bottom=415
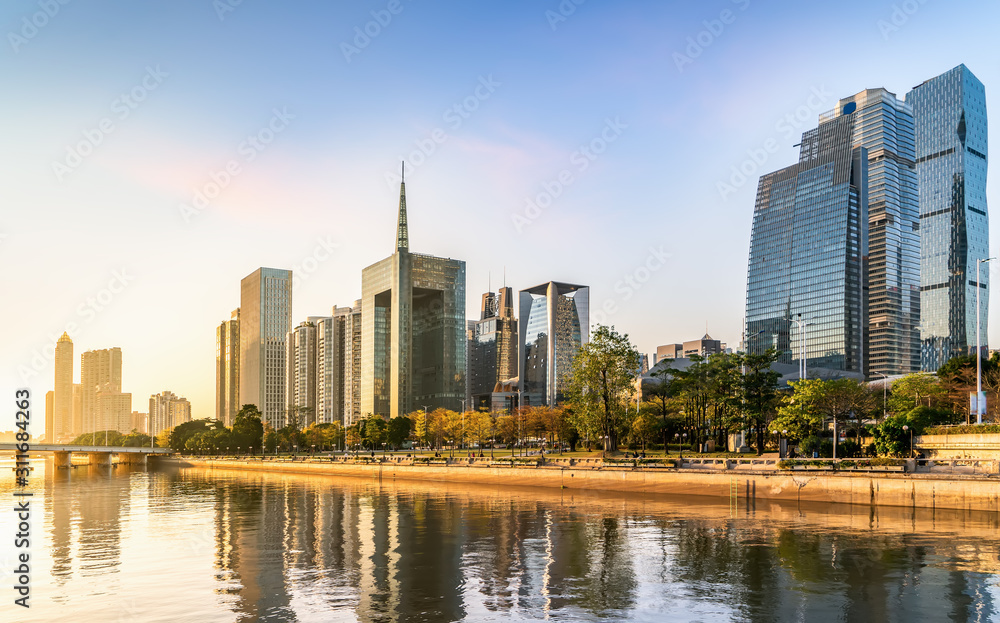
left=17, top=269, right=136, bottom=383
left=213, top=0, right=244, bottom=22
left=52, top=65, right=169, bottom=182
left=673, top=0, right=750, bottom=73
left=716, top=85, right=832, bottom=201
left=341, top=0, right=411, bottom=63
left=591, top=245, right=671, bottom=326
left=512, top=117, right=626, bottom=233
left=545, top=0, right=586, bottom=31
left=384, top=75, right=501, bottom=187
left=291, top=236, right=340, bottom=292
left=178, top=107, right=294, bottom=223
left=7, top=0, right=72, bottom=54
left=878, top=0, right=930, bottom=40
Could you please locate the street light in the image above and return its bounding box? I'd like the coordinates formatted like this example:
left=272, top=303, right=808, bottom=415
left=422, top=405, right=430, bottom=453
left=902, top=424, right=913, bottom=458
left=789, top=315, right=814, bottom=381
left=460, top=398, right=467, bottom=451
left=976, top=257, right=995, bottom=424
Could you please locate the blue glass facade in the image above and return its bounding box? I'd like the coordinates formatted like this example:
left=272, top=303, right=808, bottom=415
left=906, top=65, right=990, bottom=371
left=819, top=90, right=920, bottom=376
left=746, top=114, right=868, bottom=374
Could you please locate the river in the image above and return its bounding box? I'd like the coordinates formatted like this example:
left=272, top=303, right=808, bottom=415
left=1, top=458, right=998, bottom=622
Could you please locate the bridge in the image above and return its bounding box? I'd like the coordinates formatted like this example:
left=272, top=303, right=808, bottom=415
left=0, top=443, right=172, bottom=467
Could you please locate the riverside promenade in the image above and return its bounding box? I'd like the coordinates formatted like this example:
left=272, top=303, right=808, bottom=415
left=163, top=454, right=1000, bottom=513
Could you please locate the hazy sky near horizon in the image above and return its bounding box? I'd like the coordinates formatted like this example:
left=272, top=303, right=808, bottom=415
left=3, top=0, right=999, bottom=423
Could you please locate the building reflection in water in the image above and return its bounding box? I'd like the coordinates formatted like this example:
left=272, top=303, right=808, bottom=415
left=168, top=467, right=1000, bottom=622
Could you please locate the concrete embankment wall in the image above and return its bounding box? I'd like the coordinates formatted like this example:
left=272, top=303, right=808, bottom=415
left=163, top=458, right=1000, bottom=513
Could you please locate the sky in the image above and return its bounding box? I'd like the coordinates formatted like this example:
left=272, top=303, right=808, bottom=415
left=2, top=0, right=999, bottom=422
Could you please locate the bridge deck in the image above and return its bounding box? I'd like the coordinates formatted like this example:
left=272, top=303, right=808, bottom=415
left=0, top=444, right=172, bottom=454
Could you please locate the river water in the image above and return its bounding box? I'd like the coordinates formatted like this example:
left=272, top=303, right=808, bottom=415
left=1, top=458, right=999, bottom=622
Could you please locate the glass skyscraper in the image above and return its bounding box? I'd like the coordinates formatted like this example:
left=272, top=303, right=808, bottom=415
left=360, top=179, right=466, bottom=418
left=906, top=65, right=990, bottom=371
left=518, top=282, right=589, bottom=406
left=746, top=113, right=869, bottom=374
left=819, top=89, right=920, bottom=376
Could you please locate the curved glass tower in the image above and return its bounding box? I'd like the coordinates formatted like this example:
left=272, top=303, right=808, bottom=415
left=906, top=65, right=990, bottom=371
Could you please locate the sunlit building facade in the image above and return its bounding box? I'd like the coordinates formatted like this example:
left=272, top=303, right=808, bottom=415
left=53, top=331, right=75, bottom=441
left=285, top=319, right=321, bottom=427
left=80, top=347, right=124, bottom=434
left=518, top=281, right=589, bottom=406
left=216, top=308, right=240, bottom=426
left=467, top=287, right=518, bottom=411
left=360, top=179, right=466, bottom=418
left=746, top=113, right=869, bottom=374
left=240, top=267, right=293, bottom=430
left=907, top=65, right=990, bottom=371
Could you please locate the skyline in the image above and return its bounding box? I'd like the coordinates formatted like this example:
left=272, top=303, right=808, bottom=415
left=3, top=1, right=999, bottom=420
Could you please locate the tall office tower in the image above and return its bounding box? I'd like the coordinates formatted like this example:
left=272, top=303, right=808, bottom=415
left=819, top=89, right=920, bottom=376
left=907, top=65, right=990, bottom=370
left=53, top=332, right=74, bottom=441
left=149, top=391, right=192, bottom=438
left=80, top=347, right=123, bottom=434
left=518, top=282, right=589, bottom=406
left=746, top=113, right=869, bottom=374
left=468, top=287, right=519, bottom=410
left=216, top=308, right=240, bottom=426
left=240, top=267, right=293, bottom=430
left=361, top=178, right=466, bottom=418
left=285, top=318, right=322, bottom=427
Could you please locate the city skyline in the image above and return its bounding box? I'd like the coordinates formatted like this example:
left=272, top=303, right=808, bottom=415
left=3, top=2, right=999, bottom=420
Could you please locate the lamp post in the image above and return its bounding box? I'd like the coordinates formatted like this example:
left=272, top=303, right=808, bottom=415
left=782, top=429, right=788, bottom=458
left=789, top=315, right=813, bottom=381
left=902, top=424, right=913, bottom=458
left=422, top=405, right=430, bottom=453
left=976, top=258, right=995, bottom=424
left=460, top=399, right=467, bottom=451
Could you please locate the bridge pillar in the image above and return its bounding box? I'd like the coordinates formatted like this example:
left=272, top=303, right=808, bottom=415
left=117, top=453, right=146, bottom=466
left=53, top=451, right=72, bottom=468
left=88, top=452, right=112, bottom=466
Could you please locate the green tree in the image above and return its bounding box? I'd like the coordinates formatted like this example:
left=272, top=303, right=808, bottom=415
left=232, top=404, right=264, bottom=454
left=566, top=324, right=642, bottom=454
left=386, top=415, right=412, bottom=449
left=167, top=419, right=223, bottom=451
left=121, top=431, right=152, bottom=447
left=740, top=349, right=781, bottom=455
left=886, top=373, right=945, bottom=415
left=769, top=379, right=827, bottom=441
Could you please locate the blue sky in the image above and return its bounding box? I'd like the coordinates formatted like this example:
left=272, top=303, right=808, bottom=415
left=2, top=0, right=999, bottom=421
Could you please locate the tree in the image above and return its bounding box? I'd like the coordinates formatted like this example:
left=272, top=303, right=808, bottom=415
left=769, top=380, right=827, bottom=441
left=387, top=416, right=412, bottom=449
left=233, top=404, right=264, bottom=454
left=167, top=419, right=222, bottom=451
left=121, top=431, right=152, bottom=447
left=740, top=349, right=781, bottom=455
left=886, top=373, right=946, bottom=416
left=566, top=324, right=642, bottom=454
left=629, top=409, right=659, bottom=453
left=646, top=366, right=681, bottom=452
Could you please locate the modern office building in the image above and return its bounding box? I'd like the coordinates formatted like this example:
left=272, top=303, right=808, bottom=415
left=53, top=332, right=75, bottom=441
left=285, top=318, right=322, bottom=427
left=907, top=65, right=990, bottom=370
left=746, top=112, right=869, bottom=374
left=360, top=178, right=466, bottom=418
left=518, top=281, right=589, bottom=406
left=216, top=308, right=240, bottom=426
left=822, top=88, right=920, bottom=376
left=467, top=287, right=518, bottom=411
left=240, top=267, right=293, bottom=430
left=149, top=391, right=192, bottom=438
left=80, top=347, right=123, bottom=434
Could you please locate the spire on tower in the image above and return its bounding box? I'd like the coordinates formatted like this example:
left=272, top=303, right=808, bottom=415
left=396, top=161, right=409, bottom=252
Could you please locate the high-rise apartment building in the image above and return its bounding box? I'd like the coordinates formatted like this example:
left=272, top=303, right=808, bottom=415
left=907, top=65, right=990, bottom=370
left=336, top=302, right=363, bottom=426
left=360, top=178, right=466, bottom=418
left=746, top=113, right=869, bottom=374
left=468, top=287, right=518, bottom=411
left=240, top=267, right=293, bottom=430
left=80, top=347, right=123, bottom=434
left=96, top=388, right=132, bottom=434
left=518, top=281, right=589, bottom=406
left=45, top=391, right=54, bottom=442
left=216, top=308, right=240, bottom=426
left=53, top=332, right=75, bottom=441
left=285, top=318, right=321, bottom=427
left=149, top=391, right=192, bottom=438
left=821, top=89, right=920, bottom=376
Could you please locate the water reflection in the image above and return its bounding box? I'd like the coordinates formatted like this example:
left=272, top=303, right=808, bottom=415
left=3, top=459, right=999, bottom=622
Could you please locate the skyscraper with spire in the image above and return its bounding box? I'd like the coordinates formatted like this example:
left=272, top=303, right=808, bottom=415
left=360, top=171, right=466, bottom=418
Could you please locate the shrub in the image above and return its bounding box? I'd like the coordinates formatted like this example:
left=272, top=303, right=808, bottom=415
left=800, top=435, right=833, bottom=458
left=838, top=439, right=861, bottom=458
